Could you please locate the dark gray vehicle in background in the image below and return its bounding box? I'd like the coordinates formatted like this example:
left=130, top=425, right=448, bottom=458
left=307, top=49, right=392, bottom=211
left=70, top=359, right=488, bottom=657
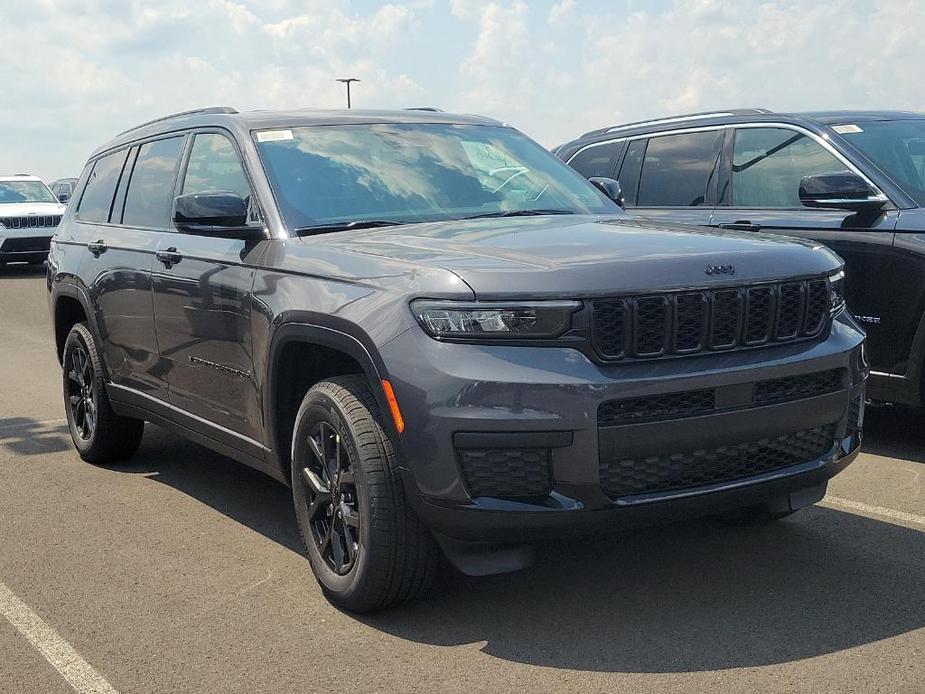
left=557, top=109, right=925, bottom=408
left=48, top=107, right=866, bottom=611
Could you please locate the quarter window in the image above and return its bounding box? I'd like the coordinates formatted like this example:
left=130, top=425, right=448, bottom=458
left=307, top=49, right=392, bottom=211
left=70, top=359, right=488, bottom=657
left=76, top=149, right=129, bottom=223
left=182, top=133, right=252, bottom=199
left=122, top=137, right=184, bottom=229
left=636, top=131, right=722, bottom=207
left=730, top=128, right=844, bottom=208
left=617, top=139, right=646, bottom=206
left=568, top=142, right=621, bottom=179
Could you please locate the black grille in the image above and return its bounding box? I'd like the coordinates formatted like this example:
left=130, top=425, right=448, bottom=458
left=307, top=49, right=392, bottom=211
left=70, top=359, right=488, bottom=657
left=599, top=369, right=846, bottom=427
left=599, top=390, right=715, bottom=426
left=591, top=278, right=832, bottom=360
left=754, top=369, right=843, bottom=405
left=0, top=215, right=62, bottom=230
left=0, top=236, right=52, bottom=253
left=458, top=447, right=552, bottom=498
left=599, top=424, right=836, bottom=499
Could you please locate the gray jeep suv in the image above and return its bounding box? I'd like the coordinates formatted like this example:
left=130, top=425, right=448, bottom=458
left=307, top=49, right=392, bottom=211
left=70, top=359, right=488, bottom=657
left=48, top=107, right=866, bottom=611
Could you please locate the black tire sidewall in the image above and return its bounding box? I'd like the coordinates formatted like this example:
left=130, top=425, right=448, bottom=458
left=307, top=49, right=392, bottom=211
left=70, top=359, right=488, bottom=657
left=291, top=389, right=377, bottom=600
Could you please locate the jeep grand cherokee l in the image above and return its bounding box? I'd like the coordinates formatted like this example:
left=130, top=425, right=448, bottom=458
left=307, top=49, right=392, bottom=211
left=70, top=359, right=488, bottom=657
left=0, top=174, right=65, bottom=266
left=557, top=108, right=925, bottom=407
left=48, top=107, right=866, bottom=612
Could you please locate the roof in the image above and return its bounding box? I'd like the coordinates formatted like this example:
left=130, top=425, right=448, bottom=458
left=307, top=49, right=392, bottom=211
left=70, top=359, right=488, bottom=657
left=570, top=108, right=925, bottom=146
left=0, top=174, right=42, bottom=182
left=91, top=106, right=504, bottom=159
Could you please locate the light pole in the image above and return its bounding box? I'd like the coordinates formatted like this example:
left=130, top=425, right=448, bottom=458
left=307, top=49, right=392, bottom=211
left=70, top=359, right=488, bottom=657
left=336, top=78, right=360, bottom=109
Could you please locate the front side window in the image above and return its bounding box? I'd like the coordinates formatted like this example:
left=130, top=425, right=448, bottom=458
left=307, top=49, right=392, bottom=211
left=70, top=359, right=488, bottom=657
left=568, top=141, right=621, bottom=179
left=0, top=180, right=58, bottom=205
left=122, top=137, right=184, bottom=229
left=636, top=130, right=722, bottom=207
left=254, top=123, right=619, bottom=231
left=77, top=150, right=129, bottom=222
left=182, top=133, right=252, bottom=199
left=833, top=119, right=925, bottom=206
left=731, top=128, right=844, bottom=208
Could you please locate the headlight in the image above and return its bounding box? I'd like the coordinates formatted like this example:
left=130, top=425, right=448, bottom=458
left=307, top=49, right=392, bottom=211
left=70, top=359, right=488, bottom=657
left=828, top=269, right=846, bottom=314
left=411, top=300, right=580, bottom=339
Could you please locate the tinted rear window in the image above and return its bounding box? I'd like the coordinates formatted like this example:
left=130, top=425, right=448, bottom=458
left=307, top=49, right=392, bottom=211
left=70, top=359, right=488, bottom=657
left=636, top=130, right=722, bottom=207
left=77, top=150, right=129, bottom=222
left=122, top=137, right=184, bottom=229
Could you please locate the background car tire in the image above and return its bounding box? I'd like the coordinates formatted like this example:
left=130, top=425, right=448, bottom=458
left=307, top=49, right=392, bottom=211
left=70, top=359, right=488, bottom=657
left=62, top=322, right=144, bottom=463
left=291, top=375, right=438, bottom=612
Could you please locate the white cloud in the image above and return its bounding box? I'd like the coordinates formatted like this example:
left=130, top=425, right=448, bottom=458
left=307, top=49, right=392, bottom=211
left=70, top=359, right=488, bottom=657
left=548, top=0, right=575, bottom=24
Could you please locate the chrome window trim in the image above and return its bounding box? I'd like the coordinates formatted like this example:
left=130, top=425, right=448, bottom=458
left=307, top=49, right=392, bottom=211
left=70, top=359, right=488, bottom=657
left=566, top=121, right=888, bottom=202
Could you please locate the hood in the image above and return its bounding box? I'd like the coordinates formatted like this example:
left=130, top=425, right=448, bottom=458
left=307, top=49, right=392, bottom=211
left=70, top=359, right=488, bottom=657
left=0, top=201, right=66, bottom=218
left=314, top=215, right=842, bottom=298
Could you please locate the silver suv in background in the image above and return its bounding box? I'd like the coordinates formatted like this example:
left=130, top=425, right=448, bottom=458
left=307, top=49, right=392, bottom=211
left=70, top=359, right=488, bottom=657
left=0, top=174, right=65, bottom=266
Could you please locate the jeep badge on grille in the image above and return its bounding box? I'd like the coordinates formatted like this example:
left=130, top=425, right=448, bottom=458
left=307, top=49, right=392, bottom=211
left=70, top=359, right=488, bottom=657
left=705, top=264, right=736, bottom=276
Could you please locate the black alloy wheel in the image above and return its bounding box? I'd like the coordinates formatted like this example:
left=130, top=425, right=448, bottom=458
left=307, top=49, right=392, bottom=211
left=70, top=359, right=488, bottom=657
left=66, top=344, right=96, bottom=441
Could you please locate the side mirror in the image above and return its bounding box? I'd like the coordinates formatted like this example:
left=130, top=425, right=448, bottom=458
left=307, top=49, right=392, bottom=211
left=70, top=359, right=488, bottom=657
left=57, top=192, right=70, bottom=203
left=589, top=177, right=625, bottom=209
left=799, top=171, right=886, bottom=211
left=174, top=191, right=261, bottom=239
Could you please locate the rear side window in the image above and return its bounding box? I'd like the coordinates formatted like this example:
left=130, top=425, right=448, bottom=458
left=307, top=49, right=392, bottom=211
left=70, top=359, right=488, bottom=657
left=568, top=142, right=621, bottom=179
left=182, top=133, right=252, bottom=199
left=636, top=130, right=722, bottom=207
left=122, top=137, right=185, bottom=229
left=730, top=127, right=845, bottom=208
left=77, top=149, right=129, bottom=223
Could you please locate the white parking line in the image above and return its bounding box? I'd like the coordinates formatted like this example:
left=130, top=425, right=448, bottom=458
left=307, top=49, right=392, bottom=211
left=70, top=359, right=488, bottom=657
left=823, top=496, right=925, bottom=528
left=0, top=582, right=118, bottom=694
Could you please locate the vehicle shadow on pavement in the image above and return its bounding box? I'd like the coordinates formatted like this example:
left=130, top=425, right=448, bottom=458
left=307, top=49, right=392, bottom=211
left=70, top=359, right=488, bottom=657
left=861, top=405, right=925, bottom=464
left=0, top=263, right=47, bottom=280
left=0, top=417, right=71, bottom=455
left=363, top=508, right=925, bottom=672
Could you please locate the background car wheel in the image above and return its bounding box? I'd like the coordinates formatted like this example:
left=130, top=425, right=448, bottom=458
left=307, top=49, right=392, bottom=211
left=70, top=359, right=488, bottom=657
left=291, top=375, right=438, bottom=612
left=62, top=322, right=144, bottom=463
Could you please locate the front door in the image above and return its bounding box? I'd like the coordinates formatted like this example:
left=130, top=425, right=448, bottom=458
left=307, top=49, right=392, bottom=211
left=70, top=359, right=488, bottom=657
left=151, top=132, right=267, bottom=444
left=710, top=126, right=899, bottom=373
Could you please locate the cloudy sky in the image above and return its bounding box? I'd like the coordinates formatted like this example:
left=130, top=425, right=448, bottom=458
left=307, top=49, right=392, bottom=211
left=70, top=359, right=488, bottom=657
left=2, top=0, right=924, bottom=182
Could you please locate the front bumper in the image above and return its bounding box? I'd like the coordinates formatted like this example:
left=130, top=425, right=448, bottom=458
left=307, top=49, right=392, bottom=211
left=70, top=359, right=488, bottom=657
left=0, top=229, right=53, bottom=263
left=380, top=311, right=867, bottom=541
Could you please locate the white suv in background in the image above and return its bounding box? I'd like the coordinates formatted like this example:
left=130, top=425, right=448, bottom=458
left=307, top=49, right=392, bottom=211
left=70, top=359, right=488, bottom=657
left=0, top=174, right=66, bottom=266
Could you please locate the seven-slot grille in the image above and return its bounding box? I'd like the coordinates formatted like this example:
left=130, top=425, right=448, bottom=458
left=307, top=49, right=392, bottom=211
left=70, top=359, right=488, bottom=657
left=591, top=278, right=831, bottom=360
left=0, top=215, right=62, bottom=230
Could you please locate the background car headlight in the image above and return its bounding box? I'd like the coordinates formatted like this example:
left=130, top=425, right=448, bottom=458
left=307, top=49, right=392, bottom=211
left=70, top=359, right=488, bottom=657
left=411, top=300, right=580, bottom=339
left=828, top=269, right=846, bottom=314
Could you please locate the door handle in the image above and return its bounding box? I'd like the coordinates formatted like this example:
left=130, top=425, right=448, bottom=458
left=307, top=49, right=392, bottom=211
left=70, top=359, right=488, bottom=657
left=87, top=240, right=108, bottom=257
left=155, top=247, right=183, bottom=268
left=718, top=221, right=761, bottom=232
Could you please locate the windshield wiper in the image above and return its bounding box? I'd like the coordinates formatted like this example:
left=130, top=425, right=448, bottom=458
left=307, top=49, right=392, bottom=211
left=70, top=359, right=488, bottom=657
left=294, top=220, right=407, bottom=236
left=461, top=209, right=577, bottom=220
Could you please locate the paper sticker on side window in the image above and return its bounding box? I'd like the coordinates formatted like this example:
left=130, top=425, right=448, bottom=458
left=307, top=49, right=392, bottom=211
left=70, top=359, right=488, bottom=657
left=256, top=129, right=294, bottom=143
left=833, top=124, right=863, bottom=134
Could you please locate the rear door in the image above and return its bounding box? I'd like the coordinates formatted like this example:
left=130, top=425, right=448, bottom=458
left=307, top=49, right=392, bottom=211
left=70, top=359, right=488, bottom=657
left=622, top=129, right=724, bottom=226
left=151, top=131, right=267, bottom=444
left=710, top=125, right=899, bottom=372
left=74, top=145, right=168, bottom=399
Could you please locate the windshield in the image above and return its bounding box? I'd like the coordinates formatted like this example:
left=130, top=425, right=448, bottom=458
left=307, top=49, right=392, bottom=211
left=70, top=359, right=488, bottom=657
left=0, top=180, right=57, bottom=204
left=254, top=124, right=620, bottom=230
left=835, top=119, right=925, bottom=206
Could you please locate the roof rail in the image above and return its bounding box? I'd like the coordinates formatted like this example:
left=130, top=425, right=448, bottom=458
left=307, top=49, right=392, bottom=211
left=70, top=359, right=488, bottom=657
left=405, top=106, right=444, bottom=112
left=581, top=108, right=773, bottom=138
left=115, top=106, right=238, bottom=137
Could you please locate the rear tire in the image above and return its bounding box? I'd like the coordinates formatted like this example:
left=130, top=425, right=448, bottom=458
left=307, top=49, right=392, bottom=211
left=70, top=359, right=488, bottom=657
left=62, top=323, right=144, bottom=463
left=291, top=375, right=438, bottom=612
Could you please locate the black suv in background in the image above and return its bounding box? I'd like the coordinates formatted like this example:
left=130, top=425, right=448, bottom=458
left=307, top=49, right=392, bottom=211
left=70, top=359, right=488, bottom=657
left=49, top=107, right=866, bottom=611
left=557, top=109, right=925, bottom=407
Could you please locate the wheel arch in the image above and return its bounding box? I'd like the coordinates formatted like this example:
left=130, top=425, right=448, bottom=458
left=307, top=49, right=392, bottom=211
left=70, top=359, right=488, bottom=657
left=52, top=283, right=101, bottom=365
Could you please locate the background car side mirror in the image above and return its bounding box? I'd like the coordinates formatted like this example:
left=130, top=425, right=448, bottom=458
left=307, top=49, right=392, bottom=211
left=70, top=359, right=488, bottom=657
left=57, top=192, right=69, bottom=203
left=174, top=191, right=262, bottom=240
left=799, top=171, right=886, bottom=211
left=588, top=177, right=625, bottom=209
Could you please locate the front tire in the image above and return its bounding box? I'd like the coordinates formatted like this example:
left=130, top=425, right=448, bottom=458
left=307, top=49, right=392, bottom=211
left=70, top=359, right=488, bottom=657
left=291, top=375, right=438, bottom=612
left=62, top=323, right=144, bottom=463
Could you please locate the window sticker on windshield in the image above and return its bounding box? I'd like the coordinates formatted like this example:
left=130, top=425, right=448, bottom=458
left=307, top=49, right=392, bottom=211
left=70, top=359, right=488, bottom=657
left=256, top=129, right=294, bottom=143
left=833, top=124, right=863, bottom=134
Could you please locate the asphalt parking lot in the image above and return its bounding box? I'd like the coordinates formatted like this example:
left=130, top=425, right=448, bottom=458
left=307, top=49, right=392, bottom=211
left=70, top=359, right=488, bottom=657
left=0, top=263, right=923, bottom=694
